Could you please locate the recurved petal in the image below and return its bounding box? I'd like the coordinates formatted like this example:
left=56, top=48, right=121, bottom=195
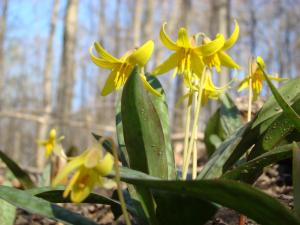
left=90, top=46, right=119, bottom=69
left=140, top=74, right=162, bottom=97
left=223, top=20, right=239, bottom=50
left=176, top=27, right=191, bottom=48
left=237, top=78, right=249, bottom=92
left=195, top=34, right=225, bottom=56
left=101, top=67, right=120, bottom=96
left=52, top=151, right=89, bottom=186
left=127, top=40, right=154, bottom=66
left=160, top=23, right=179, bottom=51
left=219, top=51, right=240, bottom=69
left=256, top=56, right=265, bottom=69
left=268, top=75, right=288, bottom=81
left=95, top=153, right=114, bottom=176
left=94, top=42, right=120, bottom=63
left=152, top=52, right=179, bottom=75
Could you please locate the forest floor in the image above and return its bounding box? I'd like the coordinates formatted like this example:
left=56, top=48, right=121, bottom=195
left=0, top=159, right=291, bottom=225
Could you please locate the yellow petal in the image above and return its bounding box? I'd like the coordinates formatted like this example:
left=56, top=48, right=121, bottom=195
left=176, top=27, right=191, bottom=48
left=94, top=42, right=120, bottom=63
left=218, top=51, right=240, bottom=69
left=140, top=74, right=162, bottom=97
left=268, top=75, right=288, bottom=81
left=223, top=20, right=239, bottom=50
left=101, top=67, right=120, bottom=96
left=237, top=78, right=249, bottom=92
left=95, top=153, right=114, bottom=176
left=256, top=56, right=265, bottom=69
left=84, top=146, right=101, bottom=168
left=190, top=52, right=204, bottom=77
left=195, top=34, right=225, bottom=56
left=70, top=168, right=98, bottom=203
left=52, top=151, right=88, bottom=186
left=127, top=40, right=154, bottom=66
left=90, top=46, right=119, bottom=69
left=159, top=23, right=179, bottom=51
left=152, top=52, right=179, bottom=75
left=63, top=169, right=81, bottom=199
left=49, top=129, right=56, bottom=139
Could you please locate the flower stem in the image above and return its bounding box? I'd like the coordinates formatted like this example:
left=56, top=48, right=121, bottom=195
left=247, top=57, right=253, bottom=122
left=182, top=95, right=192, bottom=171
left=110, top=140, right=132, bottom=225
left=182, top=68, right=206, bottom=180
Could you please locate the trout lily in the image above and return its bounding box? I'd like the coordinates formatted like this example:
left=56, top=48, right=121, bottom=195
left=201, top=20, right=240, bottom=72
left=90, top=40, right=160, bottom=96
left=152, top=23, right=225, bottom=87
left=53, top=145, right=114, bottom=203
left=178, top=70, right=227, bottom=106
left=37, top=129, right=64, bottom=159
left=238, top=56, right=286, bottom=101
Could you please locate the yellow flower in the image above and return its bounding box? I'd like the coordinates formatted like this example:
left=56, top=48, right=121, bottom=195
left=238, top=56, right=286, bottom=101
left=52, top=145, right=114, bottom=203
left=178, top=70, right=227, bottom=106
left=90, top=40, right=160, bottom=96
left=37, top=129, right=64, bottom=159
left=152, top=23, right=225, bottom=85
left=201, top=20, right=240, bottom=72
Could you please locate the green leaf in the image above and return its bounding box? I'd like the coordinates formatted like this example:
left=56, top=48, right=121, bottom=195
left=197, top=124, right=248, bottom=179
left=0, top=185, right=98, bottom=225
left=223, top=143, right=294, bottom=183
left=121, top=67, right=171, bottom=179
left=145, top=74, right=176, bottom=179
left=154, top=192, right=217, bottom=225
left=0, top=150, right=35, bottom=189
left=0, top=182, right=16, bottom=225
left=0, top=199, right=16, bottom=225
left=204, top=94, right=243, bottom=156
left=293, top=142, right=300, bottom=219
left=259, top=66, right=300, bottom=132
left=116, top=174, right=300, bottom=225
left=252, top=77, right=300, bottom=128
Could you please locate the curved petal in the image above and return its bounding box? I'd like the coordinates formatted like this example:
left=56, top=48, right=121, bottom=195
left=190, top=52, right=204, bottom=77
left=223, top=20, right=239, bottom=50
left=84, top=147, right=101, bottom=168
left=63, top=169, right=81, bottom=199
left=237, top=77, right=249, bottom=92
left=219, top=51, right=240, bottom=69
left=101, top=66, right=121, bottom=96
left=152, top=52, right=179, bottom=75
left=268, top=75, right=288, bottom=81
left=160, top=23, right=179, bottom=51
left=127, top=40, right=154, bottom=66
left=140, top=74, right=162, bottom=97
left=195, top=34, right=225, bottom=56
left=90, top=46, right=119, bottom=69
left=52, top=152, right=88, bottom=186
left=176, top=27, right=191, bottom=48
left=94, top=42, right=120, bottom=63
left=95, top=153, right=114, bottom=176
left=256, top=56, right=265, bottom=69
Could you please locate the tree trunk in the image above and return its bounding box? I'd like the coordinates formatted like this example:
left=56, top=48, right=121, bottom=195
left=0, top=0, right=8, bottom=109
left=56, top=0, right=78, bottom=144
left=172, top=0, right=191, bottom=134
left=36, top=0, right=60, bottom=170
left=133, top=0, right=142, bottom=46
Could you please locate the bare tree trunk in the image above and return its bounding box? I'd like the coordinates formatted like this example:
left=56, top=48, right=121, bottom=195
left=56, top=0, right=78, bottom=144
left=249, top=0, right=256, bottom=55
left=0, top=0, right=8, bottom=109
left=95, top=0, right=107, bottom=124
left=172, top=0, right=191, bottom=134
left=142, top=0, right=154, bottom=41
left=37, top=0, right=60, bottom=170
left=133, top=0, right=142, bottom=46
